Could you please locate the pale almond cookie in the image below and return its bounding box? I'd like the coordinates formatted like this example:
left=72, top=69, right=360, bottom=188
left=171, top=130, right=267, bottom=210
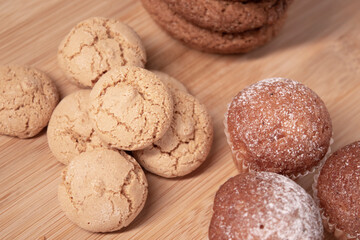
left=0, top=65, right=59, bottom=138
left=89, top=66, right=174, bottom=151
left=58, top=149, right=148, bottom=232
left=152, top=70, right=188, bottom=93
left=133, top=90, right=213, bottom=178
left=47, top=90, right=108, bottom=165
left=58, top=17, right=146, bottom=88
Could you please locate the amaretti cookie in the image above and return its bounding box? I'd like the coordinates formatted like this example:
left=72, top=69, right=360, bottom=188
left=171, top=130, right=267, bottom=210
left=58, top=149, right=148, bottom=232
left=133, top=90, right=213, bottom=178
left=164, top=0, right=291, bottom=33
left=58, top=17, right=146, bottom=88
left=47, top=90, right=108, bottom=165
left=209, top=172, right=323, bottom=240
left=89, top=66, right=173, bottom=151
left=225, top=78, right=332, bottom=178
left=152, top=70, right=188, bottom=93
left=0, top=65, right=59, bottom=138
left=141, top=0, right=286, bottom=54
left=314, top=141, right=360, bottom=239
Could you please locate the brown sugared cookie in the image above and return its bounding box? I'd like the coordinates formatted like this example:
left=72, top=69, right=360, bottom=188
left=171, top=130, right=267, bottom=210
left=315, top=141, right=360, bottom=239
left=225, top=78, right=332, bottom=178
left=141, top=0, right=286, bottom=54
left=209, top=172, right=323, bottom=239
left=164, top=0, right=291, bottom=33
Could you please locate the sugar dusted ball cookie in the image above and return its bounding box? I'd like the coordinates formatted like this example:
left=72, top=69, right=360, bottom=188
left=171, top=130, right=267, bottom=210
left=47, top=90, right=108, bottom=165
left=89, top=66, right=173, bottom=151
left=209, top=172, right=323, bottom=240
left=58, top=149, right=148, bottom=232
left=58, top=17, right=146, bottom=88
left=225, top=78, right=332, bottom=178
left=0, top=65, right=59, bottom=138
left=314, top=141, right=360, bottom=239
left=133, top=90, right=213, bottom=178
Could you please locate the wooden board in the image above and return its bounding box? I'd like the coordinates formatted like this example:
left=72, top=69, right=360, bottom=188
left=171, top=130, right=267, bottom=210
left=1, top=0, right=359, bottom=239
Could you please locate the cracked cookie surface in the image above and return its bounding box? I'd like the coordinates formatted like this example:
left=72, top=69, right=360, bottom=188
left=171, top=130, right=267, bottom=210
left=58, top=149, right=148, bottom=232
left=58, top=17, right=146, bottom=88
left=89, top=66, right=174, bottom=151
left=152, top=70, right=188, bottom=93
left=133, top=90, right=213, bottom=178
left=47, top=90, right=108, bottom=165
left=0, top=65, right=59, bottom=138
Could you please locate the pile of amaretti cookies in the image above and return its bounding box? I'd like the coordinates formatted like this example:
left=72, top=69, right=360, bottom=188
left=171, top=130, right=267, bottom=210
left=0, top=17, right=213, bottom=233
left=141, top=0, right=294, bottom=53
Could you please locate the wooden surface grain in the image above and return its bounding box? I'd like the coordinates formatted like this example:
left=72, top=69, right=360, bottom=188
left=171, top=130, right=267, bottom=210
left=1, top=0, right=359, bottom=239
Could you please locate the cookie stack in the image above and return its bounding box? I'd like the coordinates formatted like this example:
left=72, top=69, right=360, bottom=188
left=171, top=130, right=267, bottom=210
left=47, top=17, right=213, bottom=232
left=141, top=0, right=294, bottom=54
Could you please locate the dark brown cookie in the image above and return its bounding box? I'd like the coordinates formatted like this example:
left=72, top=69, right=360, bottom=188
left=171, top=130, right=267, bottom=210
left=164, top=0, right=291, bottom=33
left=209, top=172, right=323, bottom=239
left=221, top=0, right=268, bottom=2
left=141, top=0, right=286, bottom=54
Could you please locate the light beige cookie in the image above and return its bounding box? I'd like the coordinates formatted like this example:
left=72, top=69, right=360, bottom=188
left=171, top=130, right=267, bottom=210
left=58, top=17, right=146, bottom=88
left=152, top=70, right=188, bottom=93
left=0, top=65, right=59, bottom=138
left=58, top=149, right=148, bottom=232
left=89, top=66, right=174, bottom=151
left=133, top=90, right=213, bottom=178
left=47, top=90, right=108, bottom=165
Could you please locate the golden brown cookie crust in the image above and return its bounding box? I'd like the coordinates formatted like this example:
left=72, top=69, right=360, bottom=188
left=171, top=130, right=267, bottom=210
left=47, top=90, right=108, bottom=165
left=164, top=0, right=291, bottom=33
left=152, top=70, right=188, bottom=93
left=58, top=149, right=148, bottom=232
left=226, top=78, right=332, bottom=176
left=89, top=66, right=174, bottom=151
left=58, top=17, right=146, bottom=88
left=0, top=65, right=59, bottom=138
left=209, top=172, right=323, bottom=239
left=316, top=141, right=360, bottom=237
left=141, top=0, right=286, bottom=54
left=133, top=91, right=213, bottom=178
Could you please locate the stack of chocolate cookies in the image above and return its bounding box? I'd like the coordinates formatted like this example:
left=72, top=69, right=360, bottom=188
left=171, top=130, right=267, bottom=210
left=141, top=0, right=294, bottom=54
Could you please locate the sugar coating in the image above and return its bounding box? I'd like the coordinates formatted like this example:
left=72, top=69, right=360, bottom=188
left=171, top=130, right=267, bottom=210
left=152, top=70, right=188, bottom=93
left=89, top=66, right=174, bottom=151
left=0, top=65, right=59, bottom=138
left=47, top=90, right=108, bottom=165
left=58, top=149, right=148, bottom=232
left=209, top=172, right=323, bottom=240
left=226, top=78, right=332, bottom=176
left=58, top=17, right=146, bottom=88
left=316, top=141, right=360, bottom=237
left=133, top=91, right=213, bottom=178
